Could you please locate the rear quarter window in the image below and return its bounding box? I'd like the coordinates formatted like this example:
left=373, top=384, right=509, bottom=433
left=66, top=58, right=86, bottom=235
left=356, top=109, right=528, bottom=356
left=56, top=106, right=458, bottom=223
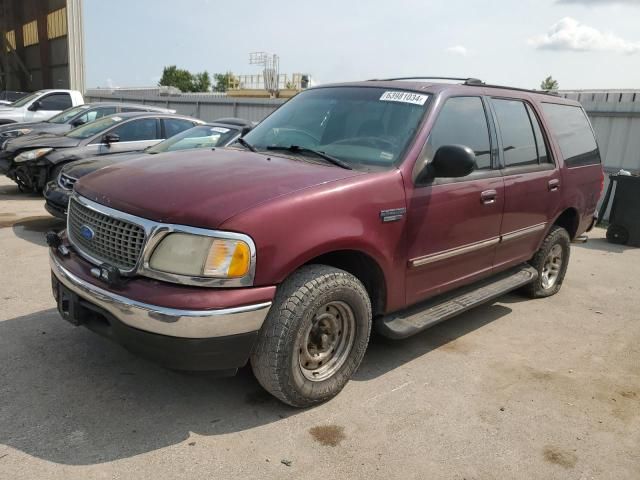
left=541, top=103, right=600, bottom=167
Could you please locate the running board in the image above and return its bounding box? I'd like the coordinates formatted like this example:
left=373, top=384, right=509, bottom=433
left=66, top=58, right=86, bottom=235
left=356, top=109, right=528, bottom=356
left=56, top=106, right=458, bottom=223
left=376, top=265, right=538, bottom=339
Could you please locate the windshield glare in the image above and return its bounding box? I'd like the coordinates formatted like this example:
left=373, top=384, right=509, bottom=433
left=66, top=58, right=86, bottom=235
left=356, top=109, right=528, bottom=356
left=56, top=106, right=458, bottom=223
left=147, top=125, right=238, bottom=154
left=8, top=91, right=43, bottom=108
left=66, top=115, right=125, bottom=139
left=243, top=87, right=429, bottom=169
left=48, top=105, right=91, bottom=124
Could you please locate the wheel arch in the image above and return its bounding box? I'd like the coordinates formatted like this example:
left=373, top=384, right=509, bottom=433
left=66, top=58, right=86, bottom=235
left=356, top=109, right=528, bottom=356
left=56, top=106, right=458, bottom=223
left=301, top=249, right=388, bottom=317
left=551, top=207, right=580, bottom=240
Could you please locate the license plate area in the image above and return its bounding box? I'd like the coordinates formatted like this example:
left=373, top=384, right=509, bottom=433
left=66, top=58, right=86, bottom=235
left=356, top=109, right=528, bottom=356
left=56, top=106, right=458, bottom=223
left=52, top=274, right=83, bottom=326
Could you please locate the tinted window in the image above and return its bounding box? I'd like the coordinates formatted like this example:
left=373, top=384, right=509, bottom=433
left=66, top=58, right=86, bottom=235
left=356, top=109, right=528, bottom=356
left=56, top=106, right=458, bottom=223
left=164, top=118, right=196, bottom=138
left=427, top=96, right=491, bottom=170
left=48, top=105, right=91, bottom=124
left=110, top=118, right=158, bottom=142
left=39, top=93, right=72, bottom=111
left=75, top=106, right=117, bottom=125
left=526, top=104, right=550, bottom=164
left=147, top=125, right=239, bottom=153
left=541, top=103, right=600, bottom=167
left=67, top=115, right=126, bottom=139
left=492, top=99, right=538, bottom=167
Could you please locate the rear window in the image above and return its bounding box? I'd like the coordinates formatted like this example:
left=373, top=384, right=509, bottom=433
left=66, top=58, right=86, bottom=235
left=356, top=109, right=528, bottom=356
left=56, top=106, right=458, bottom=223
left=541, top=103, right=600, bottom=167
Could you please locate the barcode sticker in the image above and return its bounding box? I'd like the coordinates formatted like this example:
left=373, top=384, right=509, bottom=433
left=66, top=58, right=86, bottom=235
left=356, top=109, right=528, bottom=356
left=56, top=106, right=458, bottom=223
left=379, top=91, right=428, bottom=105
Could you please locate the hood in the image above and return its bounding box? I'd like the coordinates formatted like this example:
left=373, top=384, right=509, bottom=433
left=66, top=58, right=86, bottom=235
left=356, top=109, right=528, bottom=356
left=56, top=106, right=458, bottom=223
left=4, top=132, right=80, bottom=152
left=75, top=148, right=363, bottom=228
left=0, top=121, right=45, bottom=134
left=63, top=151, right=144, bottom=179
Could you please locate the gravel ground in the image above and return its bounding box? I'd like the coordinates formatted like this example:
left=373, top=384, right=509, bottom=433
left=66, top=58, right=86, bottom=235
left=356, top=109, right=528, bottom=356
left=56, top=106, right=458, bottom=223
left=0, top=176, right=638, bottom=480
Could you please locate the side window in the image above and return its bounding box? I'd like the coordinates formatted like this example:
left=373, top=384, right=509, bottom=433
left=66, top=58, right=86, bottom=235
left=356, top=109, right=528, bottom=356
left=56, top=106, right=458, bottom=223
left=541, top=103, right=600, bottom=167
left=164, top=119, right=197, bottom=138
left=110, top=118, right=159, bottom=142
left=77, top=107, right=117, bottom=125
left=492, top=99, right=538, bottom=167
left=427, top=96, right=492, bottom=170
left=526, top=104, right=550, bottom=164
left=39, top=93, right=72, bottom=111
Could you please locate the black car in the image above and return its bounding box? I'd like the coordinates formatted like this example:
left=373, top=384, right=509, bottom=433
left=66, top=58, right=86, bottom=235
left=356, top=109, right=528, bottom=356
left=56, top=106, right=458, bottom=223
left=0, top=102, right=174, bottom=147
left=2, top=112, right=202, bottom=191
left=44, top=119, right=252, bottom=219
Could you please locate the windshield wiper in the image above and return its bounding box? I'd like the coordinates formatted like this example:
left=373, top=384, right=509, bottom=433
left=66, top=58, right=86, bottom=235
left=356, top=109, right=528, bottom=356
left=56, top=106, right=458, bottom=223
left=266, top=145, right=352, bottom=170
left=235, top=137, right=257, bottom=152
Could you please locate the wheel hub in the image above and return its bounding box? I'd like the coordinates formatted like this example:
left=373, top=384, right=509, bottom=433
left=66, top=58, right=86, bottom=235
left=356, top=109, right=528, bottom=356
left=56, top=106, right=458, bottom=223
left=541, top=244, right=563, bottom=289
left=299, top=301, right=356, bottom=382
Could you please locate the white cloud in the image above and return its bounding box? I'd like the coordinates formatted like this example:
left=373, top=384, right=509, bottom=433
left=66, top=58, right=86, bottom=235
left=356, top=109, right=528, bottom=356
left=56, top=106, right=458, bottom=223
left=446, top=45, right=468, bottom=56
left=529, top=17, right=640, bottom=54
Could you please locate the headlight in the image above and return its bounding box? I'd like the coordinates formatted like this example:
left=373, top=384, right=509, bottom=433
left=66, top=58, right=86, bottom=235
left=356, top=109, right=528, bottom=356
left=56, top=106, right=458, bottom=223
left=14, top=147, right=53, bottom=163
left=149, top=233, right=252, bottom=278
left=1, top=128, right=30, bottom=138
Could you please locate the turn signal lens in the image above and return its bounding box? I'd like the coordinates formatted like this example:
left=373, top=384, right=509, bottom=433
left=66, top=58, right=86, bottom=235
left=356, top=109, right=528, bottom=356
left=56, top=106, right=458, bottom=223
left=203, top=239, right=251, bottom=278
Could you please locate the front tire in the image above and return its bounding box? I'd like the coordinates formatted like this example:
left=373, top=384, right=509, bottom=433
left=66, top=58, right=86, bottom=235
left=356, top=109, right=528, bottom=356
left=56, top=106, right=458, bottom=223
left=523, top=225, right=571, bottom=298
left=250, top=265, right=372, bottom=407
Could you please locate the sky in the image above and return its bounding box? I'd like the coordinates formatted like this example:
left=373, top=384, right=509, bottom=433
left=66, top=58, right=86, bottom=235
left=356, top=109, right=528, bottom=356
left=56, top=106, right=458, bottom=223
left=84, top=0, right=640, bottom=90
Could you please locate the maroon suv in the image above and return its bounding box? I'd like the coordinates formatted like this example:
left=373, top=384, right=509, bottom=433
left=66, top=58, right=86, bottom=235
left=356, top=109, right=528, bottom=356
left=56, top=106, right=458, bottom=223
left=48, top=78, right=603, bottom=407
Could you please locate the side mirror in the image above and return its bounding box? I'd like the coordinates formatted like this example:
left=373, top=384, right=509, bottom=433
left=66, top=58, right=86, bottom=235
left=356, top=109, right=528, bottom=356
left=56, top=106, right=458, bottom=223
left=103, top=133, right=120, bottom=145
left=28, top=100, right=41, bottom=112
left=417, top=145, right=476, bottom=183
left=71, top=118, right=86, bottom=127
left=240, top=126, right=252, bottom=137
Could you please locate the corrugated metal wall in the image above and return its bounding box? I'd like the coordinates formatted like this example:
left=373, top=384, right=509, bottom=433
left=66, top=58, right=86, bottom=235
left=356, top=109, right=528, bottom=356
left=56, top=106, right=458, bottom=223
left=84, top=88, right=286, bottom=123
left=560, top=90, right=640, bottom=219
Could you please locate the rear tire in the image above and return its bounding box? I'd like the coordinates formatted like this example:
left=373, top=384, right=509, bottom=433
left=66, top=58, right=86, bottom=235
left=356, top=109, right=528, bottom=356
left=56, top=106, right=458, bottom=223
left=523, top=226, right=571, bottom=298
left=606, top=224, right=629, bottom=245
left=250, top=265, right=372, bottom=407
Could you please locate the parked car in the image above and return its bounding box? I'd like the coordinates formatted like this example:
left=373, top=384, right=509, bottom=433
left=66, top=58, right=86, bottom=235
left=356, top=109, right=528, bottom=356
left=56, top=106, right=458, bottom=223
left=47, top=78, right=603, bottom=407
left=44, top=119, right=252, bottom=218
left=0, top=90, right=28, bottom=106
left=0, top=102, right=176, bottom=146
left=0, top=89, right=84, bottom=125
left=2, top=112, right=202, bottom=191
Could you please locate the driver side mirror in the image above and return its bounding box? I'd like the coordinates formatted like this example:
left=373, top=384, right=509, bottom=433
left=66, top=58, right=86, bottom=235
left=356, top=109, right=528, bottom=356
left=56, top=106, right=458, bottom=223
left=416, top=145, right=476, bottom=184
left=28, top=100, right=41, bottom=112
left=71, top=118, right=87, bottom=127
left=102, top=133, right=120, bottom=145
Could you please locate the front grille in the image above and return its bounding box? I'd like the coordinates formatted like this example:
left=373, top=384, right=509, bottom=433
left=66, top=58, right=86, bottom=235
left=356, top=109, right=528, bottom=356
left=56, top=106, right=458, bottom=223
left=68, top=197, right=146, bottom=271
left=58, top=173, right=77, bottom=190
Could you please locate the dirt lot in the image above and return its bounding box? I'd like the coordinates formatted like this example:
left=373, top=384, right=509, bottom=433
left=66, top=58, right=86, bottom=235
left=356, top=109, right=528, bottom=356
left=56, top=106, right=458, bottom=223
left=0, top=175, right=638, bottom=480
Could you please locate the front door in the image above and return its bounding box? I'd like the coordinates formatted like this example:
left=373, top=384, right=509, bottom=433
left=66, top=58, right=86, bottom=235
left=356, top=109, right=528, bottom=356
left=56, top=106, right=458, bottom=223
left=405, top=96, right=504, bottom=306
left=94, top=118, right=162, bottom=155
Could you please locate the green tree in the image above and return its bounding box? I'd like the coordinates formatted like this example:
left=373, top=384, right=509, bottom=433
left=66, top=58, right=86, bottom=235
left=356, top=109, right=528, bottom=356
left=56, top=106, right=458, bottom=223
left=540, top=76, right=559, bottom=91
left=213, top=72, right=238, bottom=92
left=158, top=66, right=211, bottom=92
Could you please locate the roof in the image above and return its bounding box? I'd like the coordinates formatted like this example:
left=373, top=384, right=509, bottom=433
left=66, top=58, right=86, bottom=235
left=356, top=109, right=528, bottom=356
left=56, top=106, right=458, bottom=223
left=101, top=111, right=202, bottom=121
left=311, top=78, right=582, bottom=106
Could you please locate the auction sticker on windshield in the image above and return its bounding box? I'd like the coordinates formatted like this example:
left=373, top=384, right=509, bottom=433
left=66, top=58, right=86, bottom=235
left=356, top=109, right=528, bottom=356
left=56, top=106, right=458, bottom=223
left=379, top=91, right=428, bottom=105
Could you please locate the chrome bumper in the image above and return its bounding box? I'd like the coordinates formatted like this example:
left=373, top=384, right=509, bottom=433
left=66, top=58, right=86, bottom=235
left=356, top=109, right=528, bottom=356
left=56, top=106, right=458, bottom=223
left=50, top=251, right=271, bottom=339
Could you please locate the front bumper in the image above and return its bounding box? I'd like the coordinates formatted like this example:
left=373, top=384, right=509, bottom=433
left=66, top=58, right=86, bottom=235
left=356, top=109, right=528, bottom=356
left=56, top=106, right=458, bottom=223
left=50, top=250, right=273, bottom=371
left=43, top=181, right=70, bottom=219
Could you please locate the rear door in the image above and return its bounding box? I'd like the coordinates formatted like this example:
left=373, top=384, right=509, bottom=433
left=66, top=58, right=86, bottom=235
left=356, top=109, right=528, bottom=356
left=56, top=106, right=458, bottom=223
left=162, top=118, right=198, bottom=139
left=490, top=97, right=561, bottom=271
left=405, top=96, right=505, bottom=305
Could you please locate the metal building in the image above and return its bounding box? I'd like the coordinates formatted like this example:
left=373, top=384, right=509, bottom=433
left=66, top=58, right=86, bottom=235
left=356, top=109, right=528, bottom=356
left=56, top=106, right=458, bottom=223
left=0, top=0, right=84, bottom=92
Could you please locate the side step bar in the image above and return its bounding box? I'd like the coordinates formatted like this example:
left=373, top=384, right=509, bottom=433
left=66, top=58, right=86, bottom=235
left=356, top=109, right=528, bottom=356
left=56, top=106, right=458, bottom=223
left=376, top=264, right=538, bottom=339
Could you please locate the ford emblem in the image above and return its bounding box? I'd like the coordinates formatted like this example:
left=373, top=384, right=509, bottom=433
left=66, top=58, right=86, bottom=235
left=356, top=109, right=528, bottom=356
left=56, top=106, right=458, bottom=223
left=79, top=225, right=95, bottom=241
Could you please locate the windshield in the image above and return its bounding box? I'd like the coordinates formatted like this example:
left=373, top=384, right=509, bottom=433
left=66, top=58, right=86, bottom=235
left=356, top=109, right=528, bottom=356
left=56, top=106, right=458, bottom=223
left=48, top=105, right=91, bottom=124
left=147, top=125, right=239, bottom=154
left=66, top=115, right=126, bottom=139
left=243, top=87, right=429, bottom=169
left=8, top=90, right=43, bottom=108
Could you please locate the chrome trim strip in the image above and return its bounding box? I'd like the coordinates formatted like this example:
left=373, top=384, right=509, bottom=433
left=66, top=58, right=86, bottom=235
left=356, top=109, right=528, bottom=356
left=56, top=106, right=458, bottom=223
left=501, top=222, right=547, bottom=242
left=409, top=223, right=548, bottom=268
left=50, top=251, right=271, bottom=339
left=410, top=237, right=500, bottom=268
left=67, top=193, right=257, bottom=288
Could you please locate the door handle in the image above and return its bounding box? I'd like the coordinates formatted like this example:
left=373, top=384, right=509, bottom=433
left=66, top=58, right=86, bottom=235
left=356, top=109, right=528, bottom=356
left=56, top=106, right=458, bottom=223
left=481, top=189, right=497, bottom=204
left=548, top=179, right=560, bottom=191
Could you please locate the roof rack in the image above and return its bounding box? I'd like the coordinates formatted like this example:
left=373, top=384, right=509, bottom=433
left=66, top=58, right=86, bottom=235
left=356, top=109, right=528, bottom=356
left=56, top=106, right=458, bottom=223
left=368, top=76, right=484, bottom=84
left=368, top=76, right=559, bottom=96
